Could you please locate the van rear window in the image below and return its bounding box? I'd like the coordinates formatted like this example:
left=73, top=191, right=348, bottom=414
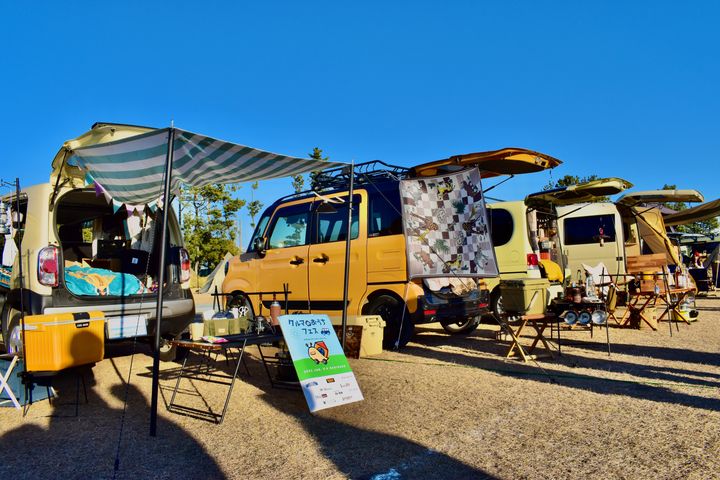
left=563, top=214, right=616, bottom=245
left=489, top=208, right=513, bottom=247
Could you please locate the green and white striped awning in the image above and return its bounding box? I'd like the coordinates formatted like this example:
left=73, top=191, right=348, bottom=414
left=68, top=126, right=345, bottom=205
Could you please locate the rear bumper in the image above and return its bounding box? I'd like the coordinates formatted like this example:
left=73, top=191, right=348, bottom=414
left=415, top=290, right=490, bottom=324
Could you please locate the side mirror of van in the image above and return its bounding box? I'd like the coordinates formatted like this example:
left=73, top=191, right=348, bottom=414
left=253, top=236, right=267, bottom=257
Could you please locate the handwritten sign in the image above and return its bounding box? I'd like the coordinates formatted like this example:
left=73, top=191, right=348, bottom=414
left=278, top=314, right=363, bottom=412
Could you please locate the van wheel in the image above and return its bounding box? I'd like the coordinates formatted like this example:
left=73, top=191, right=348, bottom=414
left=151, top=336, right=178, bottom=362
left=490, top=288, right=504, bottom=320
left=441, top=316, right=481, bottom=334
left=364, top=295, right=414, bottom=350
left=228, top=292, right=254, bottom=319
left=2, top=309, right=23, bottom=355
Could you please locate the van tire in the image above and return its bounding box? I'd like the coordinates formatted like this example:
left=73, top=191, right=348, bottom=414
left=151, top=336, right=178, bottom=362
left=1, top=307, right=22, bottom=355
left=364, top=295, right=414, bottom=350
left=441, top=316, right=481, bottom=334
left=490, top=288, right=504, bottom=320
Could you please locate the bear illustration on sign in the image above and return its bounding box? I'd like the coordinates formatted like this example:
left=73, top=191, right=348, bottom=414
left=307, top=341, right=330, bottom=364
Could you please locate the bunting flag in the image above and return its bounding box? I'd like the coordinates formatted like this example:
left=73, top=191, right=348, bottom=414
left=69, top=128, right=345, bottom=205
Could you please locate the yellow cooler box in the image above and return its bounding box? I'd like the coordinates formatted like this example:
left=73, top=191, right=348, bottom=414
left=22, top=312, right=105, bottom=372
left=330, top=315, right=386, bottom=357
left=499, top=279, right=550, bottom=315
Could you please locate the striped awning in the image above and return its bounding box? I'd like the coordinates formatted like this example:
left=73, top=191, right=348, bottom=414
left=68, top=127, right=345, bottom=205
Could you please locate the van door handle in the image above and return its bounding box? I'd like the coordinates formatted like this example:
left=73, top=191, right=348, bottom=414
left=289, top=256, right=304, bottom=265
left=313, top=254, right=329, bottom=264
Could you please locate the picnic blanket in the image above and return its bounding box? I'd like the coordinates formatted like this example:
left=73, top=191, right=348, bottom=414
left=65, top=265, right=146, bottom=296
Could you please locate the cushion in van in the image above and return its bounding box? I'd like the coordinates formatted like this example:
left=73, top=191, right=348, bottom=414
left=538, top=259, right=564, bottom=282
left=65, top=265, right=146, bottom=296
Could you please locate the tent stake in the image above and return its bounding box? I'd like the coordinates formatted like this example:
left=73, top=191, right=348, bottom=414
left=150, top=128, right=176, bottom=437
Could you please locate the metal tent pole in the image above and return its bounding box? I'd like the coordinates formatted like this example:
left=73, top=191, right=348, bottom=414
left=340, top=162, right=355, bottom=349
left=150, top=128, right=176, bottom=437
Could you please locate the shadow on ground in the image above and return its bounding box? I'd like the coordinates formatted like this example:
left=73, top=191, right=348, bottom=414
left=0, top=365, right=225, bottom=480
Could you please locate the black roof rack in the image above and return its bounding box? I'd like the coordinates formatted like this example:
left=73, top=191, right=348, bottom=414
left=312, top=160, right=410, bottom=191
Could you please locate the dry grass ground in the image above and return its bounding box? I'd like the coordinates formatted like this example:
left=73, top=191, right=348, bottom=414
left=1, top=296, right=719, bottom=479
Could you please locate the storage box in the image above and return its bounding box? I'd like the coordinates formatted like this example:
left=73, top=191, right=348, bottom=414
left=329, top=315, right=386, bottom=357
left=203, top=316, right=246, bottom=337
left=499, top=279, right=550, bottom=315
left=22, top=312, right=105, bottom=372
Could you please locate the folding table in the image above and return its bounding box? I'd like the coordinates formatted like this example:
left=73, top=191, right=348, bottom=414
left=498, top=313, right=560, bottom=362
left=656, top=287, right=695, bottom=326
left=168, top=332, right=285, bottom=424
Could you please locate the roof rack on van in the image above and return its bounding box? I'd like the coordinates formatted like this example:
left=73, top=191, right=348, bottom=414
left=312, top=160, right=410, bottom=191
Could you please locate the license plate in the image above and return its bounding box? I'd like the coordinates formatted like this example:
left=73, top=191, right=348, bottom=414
left=106, top=314, right=148, bottom=339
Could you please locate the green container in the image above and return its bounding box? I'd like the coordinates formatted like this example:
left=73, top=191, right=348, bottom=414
left=499, top=278, right=550, bottom=315
left=203, top=316, right=246, bottom=337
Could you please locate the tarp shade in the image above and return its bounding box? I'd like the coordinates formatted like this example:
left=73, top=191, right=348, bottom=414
left=663, top=198, right=720, bottom=226
left=69, top=127, right=346, bottom=205
left=525, top=177, right=633, bottom=208
left=632, top=206, right=680, bottom=265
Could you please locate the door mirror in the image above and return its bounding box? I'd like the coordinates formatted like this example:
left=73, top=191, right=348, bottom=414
left=252, top=236, right=267, bottom=257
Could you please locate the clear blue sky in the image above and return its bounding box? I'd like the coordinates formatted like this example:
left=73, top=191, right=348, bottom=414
left=2, top=1, right=718, bottom=246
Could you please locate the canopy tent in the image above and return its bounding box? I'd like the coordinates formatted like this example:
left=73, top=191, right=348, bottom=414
left=62, top=123, right=346, bottom=436
left=68, top=126, right=344, bottom=206
left=663, top=198, right=720, bottom=227
left=631, top=206, right=681, bottom=265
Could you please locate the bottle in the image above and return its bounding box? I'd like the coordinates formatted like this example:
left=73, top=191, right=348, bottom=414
left=586, top=275, right=596, bottom=299
left=270, top=296, right=281, bottom=326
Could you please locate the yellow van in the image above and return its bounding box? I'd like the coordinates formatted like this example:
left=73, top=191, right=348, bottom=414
left=223, top=149, right=561, bottom=348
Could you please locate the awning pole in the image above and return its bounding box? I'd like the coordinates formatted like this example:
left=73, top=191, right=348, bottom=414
left=340, top=161, right=355, bottom=349
left=150, top=128, right=176, bottom=437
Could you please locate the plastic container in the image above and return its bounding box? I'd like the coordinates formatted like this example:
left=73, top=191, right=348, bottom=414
left=329, top=315, right=386, bottom=357
left=22, top=312, right=105, bottom=372
left=499, top=278, right=550, bottom=315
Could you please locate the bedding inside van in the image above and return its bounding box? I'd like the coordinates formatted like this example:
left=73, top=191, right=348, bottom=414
left=56, top=189, right=176, bottom=296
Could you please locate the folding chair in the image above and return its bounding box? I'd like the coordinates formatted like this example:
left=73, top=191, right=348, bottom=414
left=0, top=354, right=21, bottom=409
left=625, top=254, right=674, bottom=332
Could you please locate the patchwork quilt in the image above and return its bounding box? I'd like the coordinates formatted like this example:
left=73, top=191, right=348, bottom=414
left=399, top=167, right=499, bottom=278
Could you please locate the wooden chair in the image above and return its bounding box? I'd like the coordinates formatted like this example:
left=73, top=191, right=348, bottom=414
left=624, top=254, right=673, bottom=331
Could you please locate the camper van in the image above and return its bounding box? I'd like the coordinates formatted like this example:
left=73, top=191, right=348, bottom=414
left=555, top=189, right=704, bottom=282
left=0, top=124, right=195, bottom=361
left=486, top=178, right=633, bottom=318
left=224, top=148, right=562, bottom=348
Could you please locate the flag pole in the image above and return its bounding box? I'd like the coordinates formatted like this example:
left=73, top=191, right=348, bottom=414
left=150, top=127, right=176, bottom=437
left=340, top=161, right=354, bottom=349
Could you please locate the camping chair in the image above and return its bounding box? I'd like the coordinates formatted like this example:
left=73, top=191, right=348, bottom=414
left=625, top=254, right=675, bottom=333
left=0, top=354, right=21, bottom=409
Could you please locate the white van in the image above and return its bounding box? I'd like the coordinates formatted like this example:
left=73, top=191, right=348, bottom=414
left=486, top=178, right=634, bottom=317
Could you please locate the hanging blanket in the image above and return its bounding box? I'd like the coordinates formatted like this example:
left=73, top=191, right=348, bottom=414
left=65, top=265, right=146, bottom=296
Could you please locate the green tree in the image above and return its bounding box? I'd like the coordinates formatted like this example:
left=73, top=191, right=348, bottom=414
left=246, top=181, right=263, bottom=228
left=180, top=184, right=245, bottom=285
left=308, top=147, right=330, bottom=191
left=661, top=184, right=718, bottom=234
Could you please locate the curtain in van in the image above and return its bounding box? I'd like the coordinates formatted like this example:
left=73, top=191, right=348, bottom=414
left=68, top=128, right=346, bottom=205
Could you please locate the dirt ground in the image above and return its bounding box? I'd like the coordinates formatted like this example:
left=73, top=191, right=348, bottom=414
left=1, top=296, right=719, bottom=480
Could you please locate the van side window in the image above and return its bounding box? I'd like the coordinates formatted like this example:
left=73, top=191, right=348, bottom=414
left=368, top=187, right=402, bottom=237
left=316, top=195, right=360, bottom=243
left=563, top=214, right=616, bottom=245
left=489, top=208, right=513, bottom=247
left=267, top=204, right=312, bottom=249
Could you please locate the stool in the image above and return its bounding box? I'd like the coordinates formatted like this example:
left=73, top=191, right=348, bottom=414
left=0, top=354, right=21, bottom=409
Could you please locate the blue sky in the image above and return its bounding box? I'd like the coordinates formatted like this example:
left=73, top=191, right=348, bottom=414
left=2, top=1, right=718, bottom=246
